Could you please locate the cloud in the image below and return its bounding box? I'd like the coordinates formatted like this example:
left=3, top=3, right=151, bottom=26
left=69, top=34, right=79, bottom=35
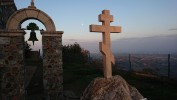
left=65, top=39, right=79, bottom=42
left=168, top=28, right=177, bottom=31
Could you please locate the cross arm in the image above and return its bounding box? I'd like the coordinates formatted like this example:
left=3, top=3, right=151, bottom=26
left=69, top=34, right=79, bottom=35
left=99, top=42, right=106, bottom=55
left=110, top=53, right=115, bottom=64
left=110, top=26, right=121, bottom=33
left=99, top=42, right=115, bottom=64
left=90, top=25, right=103, bottom=32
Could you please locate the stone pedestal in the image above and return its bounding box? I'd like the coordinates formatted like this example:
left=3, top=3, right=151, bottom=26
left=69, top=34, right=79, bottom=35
left=0, top=30, right=25, bottom=100
left=81, top=75, right=144, bottom=100
left=42, top=31, right=63, bottom=100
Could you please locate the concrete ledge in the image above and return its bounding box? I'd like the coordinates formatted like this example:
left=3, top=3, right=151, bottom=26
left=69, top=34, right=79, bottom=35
left=0, top=30, right=25, bottom=36
left=41, top=31, right=64, bottom=36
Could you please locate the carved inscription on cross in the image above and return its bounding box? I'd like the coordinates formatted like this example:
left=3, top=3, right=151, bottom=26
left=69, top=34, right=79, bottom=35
left=90, top=10, right=121, bottom=78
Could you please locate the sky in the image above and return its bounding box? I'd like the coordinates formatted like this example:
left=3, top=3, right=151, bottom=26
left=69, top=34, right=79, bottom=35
left=14, top=0, right=177, bottom=53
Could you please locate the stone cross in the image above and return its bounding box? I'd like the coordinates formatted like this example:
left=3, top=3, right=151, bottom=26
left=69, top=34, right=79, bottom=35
left=29, top=0, right=36, bottom=8
left=90, top=10, right=121, bottom=78
left=31, top=0, right=34, bottom=6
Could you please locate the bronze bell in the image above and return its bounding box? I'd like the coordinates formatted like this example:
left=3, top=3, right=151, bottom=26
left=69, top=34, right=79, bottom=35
left=28, top=30, right=38, bottom=45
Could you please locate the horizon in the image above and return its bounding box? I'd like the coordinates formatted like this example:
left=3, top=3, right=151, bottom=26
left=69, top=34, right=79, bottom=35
left=14, top=0, right=177, bottom=54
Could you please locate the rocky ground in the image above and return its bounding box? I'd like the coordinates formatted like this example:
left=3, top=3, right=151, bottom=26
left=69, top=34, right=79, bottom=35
left=81, top=75, right=144, bottom=100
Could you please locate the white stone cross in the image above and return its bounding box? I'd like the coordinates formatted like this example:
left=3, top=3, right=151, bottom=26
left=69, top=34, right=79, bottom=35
left=90, top=10, right=121, bottom=78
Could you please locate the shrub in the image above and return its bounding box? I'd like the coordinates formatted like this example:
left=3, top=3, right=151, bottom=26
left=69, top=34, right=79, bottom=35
left=62, top=43, right=90, bottom=64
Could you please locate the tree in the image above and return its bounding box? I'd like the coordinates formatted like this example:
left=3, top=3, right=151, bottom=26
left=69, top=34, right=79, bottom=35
left=25, top=41, right=32, bottom=58
left=27, top=22, right=39, bottom=45
left=62, top=43, right=90, bottom=64
left=27, top=22, right=39, bottom=31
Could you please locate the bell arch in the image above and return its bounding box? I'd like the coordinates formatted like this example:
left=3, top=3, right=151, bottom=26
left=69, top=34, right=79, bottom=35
left=0, top=4, right=63, bottom=99
left=6, top=8, right=56, bottom=31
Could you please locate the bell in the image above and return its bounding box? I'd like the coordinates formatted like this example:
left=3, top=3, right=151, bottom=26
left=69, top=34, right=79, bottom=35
left=28, top=30, right=38, bottom=45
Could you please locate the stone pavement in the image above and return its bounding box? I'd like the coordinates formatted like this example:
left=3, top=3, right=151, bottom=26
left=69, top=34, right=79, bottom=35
left=25, top=59, right=44, bottom=100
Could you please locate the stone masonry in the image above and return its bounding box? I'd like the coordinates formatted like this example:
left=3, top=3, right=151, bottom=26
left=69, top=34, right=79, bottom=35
left=0, top=1, right=64, bottom=100
left=0, top=30, right=25, bottom=100
left=0, top=0, right=17, bottom=29
left=42, top=31, right=63, bottom=100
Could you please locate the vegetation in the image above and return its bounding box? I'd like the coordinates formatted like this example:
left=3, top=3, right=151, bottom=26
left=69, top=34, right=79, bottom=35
left=62, top=43, right=90, bottom=64
left=63, top=43, right=177, bottom=99
left=24, top=41, right=32, bottom=58
left=22, top=42, right=177, bottom=99
left=27, top=22, right=39, bottom=31
left=64, top=62, right=177, bottom=100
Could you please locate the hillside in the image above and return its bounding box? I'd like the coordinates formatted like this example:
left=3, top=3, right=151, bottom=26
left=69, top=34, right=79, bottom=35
left=115, top=54, right=177, bottom=79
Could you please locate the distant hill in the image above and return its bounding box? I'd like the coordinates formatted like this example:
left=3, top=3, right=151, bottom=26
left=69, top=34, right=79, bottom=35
left=112, top=34, right=177, bottom=54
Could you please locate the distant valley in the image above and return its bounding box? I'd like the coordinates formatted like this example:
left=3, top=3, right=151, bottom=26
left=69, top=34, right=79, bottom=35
left=91, top=53, right=177, bottom=79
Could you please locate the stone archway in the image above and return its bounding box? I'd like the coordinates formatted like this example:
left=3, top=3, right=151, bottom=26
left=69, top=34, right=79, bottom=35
left=6, top=8, right=56, bottom=31
left=0, top=3, right=63, bottom=100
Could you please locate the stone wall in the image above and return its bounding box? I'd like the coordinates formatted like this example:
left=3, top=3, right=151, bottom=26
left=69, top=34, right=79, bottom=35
left=0, top=30, right=63, bottom=100
left=42, top=31, right=63, bottom=100
left=0, top=0, right=17, bottom=29
left=0, top=30, right=25, bottom=100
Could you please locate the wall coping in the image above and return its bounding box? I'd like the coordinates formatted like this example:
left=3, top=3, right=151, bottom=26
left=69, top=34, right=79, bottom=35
left=0, top=30, right=25, bottom=36
left=41, top=31, right=63, bottom=36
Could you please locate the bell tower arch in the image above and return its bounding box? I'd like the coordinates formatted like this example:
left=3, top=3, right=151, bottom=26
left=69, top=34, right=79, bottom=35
left=6, top=8, right=56, bottom=31
left=0, top=1, right=63, bottom=100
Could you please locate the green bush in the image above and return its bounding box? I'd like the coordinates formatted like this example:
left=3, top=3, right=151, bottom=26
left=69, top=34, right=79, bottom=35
left=62, top=43, right=90, bottom=64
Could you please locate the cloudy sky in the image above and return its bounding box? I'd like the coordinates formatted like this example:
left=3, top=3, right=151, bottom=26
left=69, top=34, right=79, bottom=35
left=15, top=0, right=177, bottom=53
